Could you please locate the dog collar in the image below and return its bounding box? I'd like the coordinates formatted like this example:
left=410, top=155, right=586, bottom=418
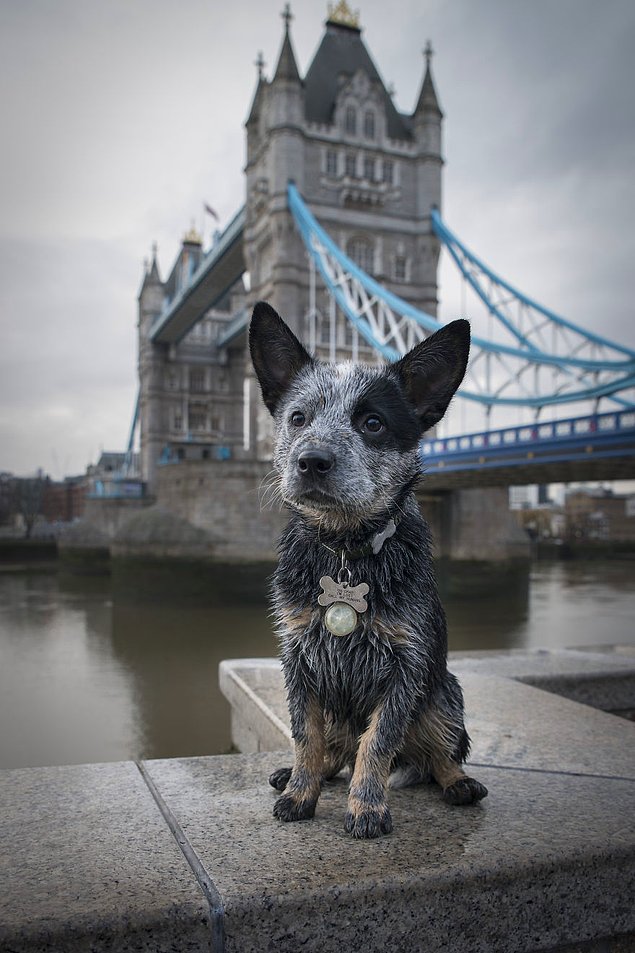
left=318, top=515, right=400, bottom=637
left=321, top=514, right=401, bottom=563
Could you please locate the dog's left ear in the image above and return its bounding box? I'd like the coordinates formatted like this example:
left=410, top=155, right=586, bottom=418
left=393, top=319, right=470, bottom=432
left=249, top=301, right=313, bottom=415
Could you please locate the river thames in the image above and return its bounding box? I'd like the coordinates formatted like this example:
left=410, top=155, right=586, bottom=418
left=0, top=560, right=633, bottom=769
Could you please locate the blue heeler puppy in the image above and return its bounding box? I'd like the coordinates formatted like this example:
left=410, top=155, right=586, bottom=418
left=249, top=301, right=488, bottom=839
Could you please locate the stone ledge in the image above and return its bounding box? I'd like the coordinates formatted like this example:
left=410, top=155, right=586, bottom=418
left=0, top=761, right=213, bottom=953
left=448, top=647, right=635, bottom=713
left=145, top=751, right=635, bottom=953
left=1, top=648, right=634, bottom=952
left=215, top=650, right=635, bottom=949
left=3, top=750, right=632, bottom=952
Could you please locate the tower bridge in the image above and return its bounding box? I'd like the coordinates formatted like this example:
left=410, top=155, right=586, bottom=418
left=124, top=3, right=635, bottom=563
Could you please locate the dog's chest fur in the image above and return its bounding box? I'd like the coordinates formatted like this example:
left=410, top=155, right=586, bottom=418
left=272, top=499, right=448, bottom=730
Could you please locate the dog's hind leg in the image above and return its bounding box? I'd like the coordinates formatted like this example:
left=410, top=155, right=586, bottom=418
left=273, top=692, right=325, bottom=822
left=406, top=681, right=488, bottom=805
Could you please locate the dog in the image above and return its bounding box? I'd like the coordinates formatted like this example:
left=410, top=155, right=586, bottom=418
left=249, top=300, right=488, bottom=839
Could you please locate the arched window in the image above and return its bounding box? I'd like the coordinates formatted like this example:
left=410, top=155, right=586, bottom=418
left=345, top=105, right=357, bottom=135
left=394, top=256, right=407, bottom=281
left=347, top=237, right=374, bottom=275
left=364, top=110, right=375, bottom=139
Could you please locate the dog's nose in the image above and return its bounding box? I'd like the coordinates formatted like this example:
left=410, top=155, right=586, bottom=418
left=297, top=448, right=335, bottom=477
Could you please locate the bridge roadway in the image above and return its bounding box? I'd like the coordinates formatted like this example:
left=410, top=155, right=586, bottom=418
left=141, top=193, right=634, bottom=491
left=420, top=410, right=635, bottom=490
left=150, top=206, right=246, bottom=345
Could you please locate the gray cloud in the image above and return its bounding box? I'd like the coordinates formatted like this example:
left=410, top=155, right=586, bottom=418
left=0, top=0, right=633, bottom=475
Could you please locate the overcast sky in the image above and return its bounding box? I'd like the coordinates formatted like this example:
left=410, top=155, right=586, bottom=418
left=0, top=0, right=633, bottom=478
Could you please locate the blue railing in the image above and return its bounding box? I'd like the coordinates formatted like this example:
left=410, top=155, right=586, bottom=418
left=421, top=410, right=635, bottom=474
left=87, top=478, right=146, bottom=500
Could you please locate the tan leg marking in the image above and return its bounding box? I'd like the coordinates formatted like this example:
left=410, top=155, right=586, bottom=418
left=345, top=708, right=394, bottom=837
left=274, top=695, right=325, bottom=822
left=348, top=709, right=391, bottom=812
left=285, top=694, right=325, bottom=801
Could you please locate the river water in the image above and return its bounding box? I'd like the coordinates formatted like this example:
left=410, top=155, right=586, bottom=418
left=0, top=560, right=633, bottom=770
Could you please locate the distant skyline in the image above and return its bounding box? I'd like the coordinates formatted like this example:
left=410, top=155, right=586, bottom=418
left=1, top=0, right=634, bottom=478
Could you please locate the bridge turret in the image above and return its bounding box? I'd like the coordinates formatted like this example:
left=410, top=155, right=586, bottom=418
left=244, top=4, right=307, bottom=338
left=245, top=53, right=267, bottom=167
left=412, top=41, right=443, bottom=216
left=410, top=41, right=444, bottom=315
left=137, top=244, right=166, bottom=489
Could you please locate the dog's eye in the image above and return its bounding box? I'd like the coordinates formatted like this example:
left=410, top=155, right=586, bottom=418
left=290, top=411, right=306, bottom=427
left=363, top=415, right=383, bottom=433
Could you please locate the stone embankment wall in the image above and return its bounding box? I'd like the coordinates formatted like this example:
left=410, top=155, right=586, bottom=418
left=420, top=486, right=529, bottom=562
left=63, top=466, right=530, bottom=566
left=155, top=459, right=288, bottom=562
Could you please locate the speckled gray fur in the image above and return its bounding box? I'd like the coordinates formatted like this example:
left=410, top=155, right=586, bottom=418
left=249, top=302, right=487, bottom=838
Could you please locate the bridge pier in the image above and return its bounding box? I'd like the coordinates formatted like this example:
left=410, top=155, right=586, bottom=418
left=419, top=486, right=530, bottom=563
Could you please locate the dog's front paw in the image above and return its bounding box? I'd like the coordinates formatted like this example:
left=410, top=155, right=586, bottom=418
left=269, top=766, right=293, bottom=791
left=443, top=777, right=488, bottom=805
left=344, top=806, right=393, bottom=839
left=273, top=792, right=317, bottom=822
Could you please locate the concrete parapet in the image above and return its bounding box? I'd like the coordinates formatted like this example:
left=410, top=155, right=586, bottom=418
left=2, top=648, right=634, bottom=952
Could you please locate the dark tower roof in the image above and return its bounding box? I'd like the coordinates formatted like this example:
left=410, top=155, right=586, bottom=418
left=303, top=17, right=412, bottom=140
left=138, top=243, right=162, bottom=297
left=246, top=53, right=267, bottom=125
left=414, top=42, right=443, bottom=118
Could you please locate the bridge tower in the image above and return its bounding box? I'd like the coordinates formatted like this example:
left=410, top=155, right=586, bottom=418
left=137, top=246, right=165, bottom=491
left=136, top=4, right=446, bottom=484
left=245, top=3, right=443, bottom=324
left=243, top=1, right=444, bottom=452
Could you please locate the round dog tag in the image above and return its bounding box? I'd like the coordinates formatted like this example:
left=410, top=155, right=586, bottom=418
left=325, top=602, right=358, bottom=637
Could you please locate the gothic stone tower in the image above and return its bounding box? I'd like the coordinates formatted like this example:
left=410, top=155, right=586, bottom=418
left=244, top=2, right=443, bottom=337
left=137, top=2, right=444, bottom=482
left=243, top=2, right=443, bottom=455
left=137, top=232, right=246, bottom=490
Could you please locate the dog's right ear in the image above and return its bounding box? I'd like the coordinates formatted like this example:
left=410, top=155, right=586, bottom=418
left=249, top=301, right=313, bottom=415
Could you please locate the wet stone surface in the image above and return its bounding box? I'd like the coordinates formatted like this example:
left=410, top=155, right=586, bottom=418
left=0, top=761, right=212, bottom=953
left=144, top=751, right=635, bottom=953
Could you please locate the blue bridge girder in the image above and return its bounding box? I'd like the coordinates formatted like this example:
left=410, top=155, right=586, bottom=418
left=131, top=184, right=635, bottom=484
left=287, top=183, right=635, bottom=411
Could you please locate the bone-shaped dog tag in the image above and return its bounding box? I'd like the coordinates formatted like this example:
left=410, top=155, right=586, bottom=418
left=318, top=576, right=369, bottom=612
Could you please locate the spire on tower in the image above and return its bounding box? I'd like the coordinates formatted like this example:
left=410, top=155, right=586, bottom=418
left=247, top=52, right=267, bottom=126
left=139, top=242, right=162, bottom=296
left=414, top=39, right=442, bottom=118
left=273, top=3, right=301, bottom=83
left=148, top=242, right=161, bottom=281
